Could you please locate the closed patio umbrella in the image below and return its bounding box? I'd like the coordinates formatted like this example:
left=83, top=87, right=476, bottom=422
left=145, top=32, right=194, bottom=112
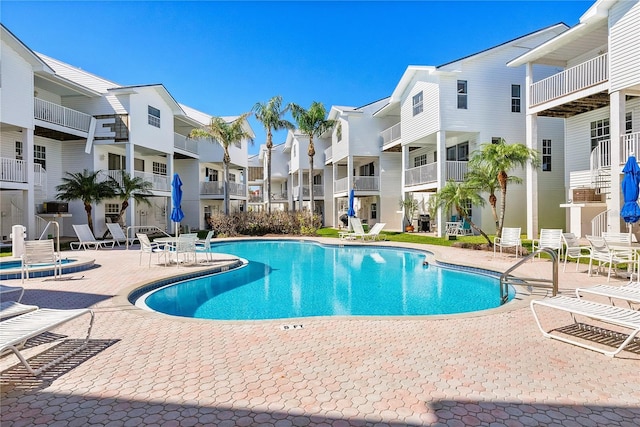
left=621, top=155, right=640, bottom=225
left=171, top=173, right=185, bottom=236
left=347, top=188, right=356, bottom=231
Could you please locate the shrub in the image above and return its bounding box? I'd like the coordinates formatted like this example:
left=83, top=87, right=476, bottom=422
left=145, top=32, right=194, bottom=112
left=206, top=211, right=322, bottom=236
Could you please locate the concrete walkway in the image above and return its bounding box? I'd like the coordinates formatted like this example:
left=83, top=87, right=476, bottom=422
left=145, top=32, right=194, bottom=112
left=1, top=237, right=639, bottom=426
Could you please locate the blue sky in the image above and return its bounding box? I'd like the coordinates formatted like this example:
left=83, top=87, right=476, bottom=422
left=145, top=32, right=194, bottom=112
left=4, top=1, right=592, bottom=154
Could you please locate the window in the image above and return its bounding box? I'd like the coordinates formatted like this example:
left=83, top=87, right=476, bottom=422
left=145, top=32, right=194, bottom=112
left=34, top=145, right=46, bottom=169
left=152, top=161, right=167, bottom=176
left=590, top=118, right=610, bottom=151
left=446, top=142, right=469, bottom=161
left=313, top=174, right=322, bottom=185
left=433, top=151, right=437, bottom=163
left=412, top=91, right=423, bottom=116
left=359, top=162, right=375, bottom=176
left=492, top=137, right=504, bottom=145
left=457, top=80, right=467, bottom=109
left=414, top=154, right=428, bottom=167
left=336, top=122, right=342, bottom=142
left=15, top=141, right=22, bottom=160
left=511, top=85, right=521, bottom=113
left=462, top=199, right=472, bottom=218
left=626, top=112, right=633, bottom=134
left=229, top=173, right=236, bottom=183
left=371, top=203, right=377, bottom=220
left=542, top=139, right=552, bottom=172
left=148, top=106, right=160, bottom=128
left=105, top=203, right=120, bottom=214
left=205, top=168, right=218, bottom=182
left=134, top=158, right=145, bottom=172
left=108, top=153, right=126, bottom=170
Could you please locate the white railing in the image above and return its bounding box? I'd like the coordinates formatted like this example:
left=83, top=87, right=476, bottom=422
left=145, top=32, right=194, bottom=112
left=405, top=161, right=467, bottom=186
left=174, top=133, right=198, bottom=154
left=334, top=177, right=348, bottom=193
left=353, top=176, right=379, bottom=191
left=34, top=97, right=92, bottom=132
left=271, top=191, right=288, bottom=201
left=530, top=53, right=608, bottom=106
left=590, top=209, right=610, bottom=237
left=380, top=123, right=401, bottom=146
left=0, top=158, right=46, bottom=186
left=446, top=161, right=468, bottom=182
left=620, top=131, right=640, bottom=162
left=135, top=171, right=170, bottom=191
left=200, top=181, right=246, bottom=196
left=324, top=146, right=332, bottom=163
left=292, top=185, right=323, bottom=198
left=569, top=170, right=593, bottom=189
left=590, top=139, right=611, bottom=170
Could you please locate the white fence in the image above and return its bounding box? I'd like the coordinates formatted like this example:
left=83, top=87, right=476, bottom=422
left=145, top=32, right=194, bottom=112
left=34, top=98, right=92, bottom=132
left=380, top=123, right=401, bottom=147
left=200, top=181, right=246, bottom=196
left=1, top=158, right=46, bottom=187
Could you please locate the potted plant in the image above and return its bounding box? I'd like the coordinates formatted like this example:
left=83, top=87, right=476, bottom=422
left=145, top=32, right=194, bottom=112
left=399, top=196, right=419, bottom=232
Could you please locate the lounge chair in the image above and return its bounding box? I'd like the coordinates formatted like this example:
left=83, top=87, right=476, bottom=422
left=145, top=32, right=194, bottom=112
left=561, top=233, right=592, bottom=272
left=531, top=228, right=563, bottom=259
left=71, top=224, right=115, bottom=250
left=196, top=230, right=215, bottom=262
left=530, top=295, right=640, bottom=357
left=575, top=283, right=640, bottom=308
left=0, top=301, right=39, bottom=320
left=364, top=223, right=386, bottom=241
left=106, top=223, right=138, bottom=247
left=21, top=239, right=61, bottom=283
left=493, top=227, right=521, bottom=258
left=137, top=233, right=168, bottom=267
left=339, top=218, right=366, bottom=240
left=0, top=307, right=94, bottom=375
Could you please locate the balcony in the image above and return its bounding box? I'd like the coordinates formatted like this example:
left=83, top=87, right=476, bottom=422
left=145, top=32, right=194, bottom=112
left=404, top=161, right=468, bottom=187
left=0, top=158, right=46, bottom=186
left=292, top=185, right=324, bottom=198
left=103, top=170, right=170, bottom=192
left=174, top=133, right=198, bottom=154
left=34, top=98, right=92, bottom=133
left=333, top=176, right=380, bottom=193
left=380, top=123, right=401, bottom=147
left=200, top=181, right=246, bottom=197
left=530, top=53, right=608, bottom=107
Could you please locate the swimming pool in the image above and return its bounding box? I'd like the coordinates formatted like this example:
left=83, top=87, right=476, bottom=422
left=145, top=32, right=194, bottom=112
left=137, top=240, right=515, bottom=320
left=0, top=257, right=95, bottom=280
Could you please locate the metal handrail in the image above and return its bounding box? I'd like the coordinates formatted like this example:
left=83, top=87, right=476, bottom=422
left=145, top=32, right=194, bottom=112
left=38, top=220, right=60, bottom=255
left=499, top=247, right=559, bottom=304
left=125, top=225, right=171, bottom=250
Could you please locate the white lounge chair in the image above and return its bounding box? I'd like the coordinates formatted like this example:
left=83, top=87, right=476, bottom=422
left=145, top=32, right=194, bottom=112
left=106, top=223, right=138, bottom=247
left=575, top=283, right=640, bottom=308
left=137, top=233, right=168, bottom=267
left=21, top=239, right=61, bottom=283
left=493, top=227, right=521, bottom=258
left=71, top=224, right=115, bottom=250
left=339, top=218, right=366, bottom=240
left=0, top=284, right=26, bottom=302
left=364, top=223, right=386, bottom=241
left=0, top=301, right=39, bottom=320
left=561, top=233, right=592, bottom=272
left=531, top=228, right=563, bottom=260
left=0, top=307, right=94, bottom=375
left=530, top=295, right=640, bottom=357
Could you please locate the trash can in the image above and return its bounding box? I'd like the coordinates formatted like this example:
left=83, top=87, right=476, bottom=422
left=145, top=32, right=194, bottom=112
left=419, top=215, right=431, bottom=232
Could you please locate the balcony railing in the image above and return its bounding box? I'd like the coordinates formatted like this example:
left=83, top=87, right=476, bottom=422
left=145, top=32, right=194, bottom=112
left=292, top=185, right=324, bottom=198
left=530, top=53, right=608, bottom=106
left=102, top=170, right=170, bottom=192
left=324, top=146, right=332, bottom=163
left=380, top=123, right=401, bottom=147
left=620, top=131, right=640, bottom=162
left=0, top=158, right=46, bottom=186
left=174, top=133, right=198, bottom=154
left=34, top=98, right=92, bottom=132
left=333, top=176, right=380, bottom=193
left=200, top=181, right=246, bottom=197
left=405, top=161, right=468, bottom=186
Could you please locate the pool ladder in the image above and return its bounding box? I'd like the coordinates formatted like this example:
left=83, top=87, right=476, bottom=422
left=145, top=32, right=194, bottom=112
left=499, top=248, right=559, bottom=304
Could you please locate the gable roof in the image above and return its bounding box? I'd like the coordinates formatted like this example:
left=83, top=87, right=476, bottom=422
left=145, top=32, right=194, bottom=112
left=1, top=24, right=53, bottom=73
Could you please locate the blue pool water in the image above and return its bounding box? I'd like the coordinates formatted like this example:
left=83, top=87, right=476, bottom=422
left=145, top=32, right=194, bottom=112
left=0, top=259, right=75, bottom=270
left=142, top=240, right=514, bottom=320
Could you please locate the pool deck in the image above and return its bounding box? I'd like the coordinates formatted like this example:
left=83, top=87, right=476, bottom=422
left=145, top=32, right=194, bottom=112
left=1, top=237, right=639, bottom=426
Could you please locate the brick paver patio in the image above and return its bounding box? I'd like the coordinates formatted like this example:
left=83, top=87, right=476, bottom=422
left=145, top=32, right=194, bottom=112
left=1, top=237, right=639, bottom=426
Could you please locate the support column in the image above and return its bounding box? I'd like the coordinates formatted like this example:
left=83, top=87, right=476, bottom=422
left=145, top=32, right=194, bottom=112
left=167, top=153, right=174, bottom=234
left=24, top=128, right=35, bottom=239
left=526, top=113, right=538, bottom=239
left=608, top=90, right=624, bottom=232
left=401, top=145, right=408, bottom=231
left=126, top=142, right=135, bottom=228
left=435, top=130, right=446, bottom=237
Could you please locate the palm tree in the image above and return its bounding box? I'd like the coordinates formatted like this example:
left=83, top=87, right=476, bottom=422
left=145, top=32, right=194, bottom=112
left=56, top=169, right=117, bottom=234
left=189, top=113, right=253, bottom=214
left=471, top=139, right=539, bottom=238
left=464, top=162, right=500, bottom=232
left=434, top=180, right=491, bottom=245
left=252, top=96, right=294, bottom=213
left=289, top=101, right=336, bottom=213
left=108, top=170, right=153, bottom=226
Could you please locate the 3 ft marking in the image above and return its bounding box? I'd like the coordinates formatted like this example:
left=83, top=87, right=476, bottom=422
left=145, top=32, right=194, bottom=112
left=280, top=324, right=303, bottom=330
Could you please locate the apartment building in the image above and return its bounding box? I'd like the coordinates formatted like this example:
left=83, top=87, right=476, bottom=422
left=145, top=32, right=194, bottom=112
left=509, top=0, right=640, bottom=239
